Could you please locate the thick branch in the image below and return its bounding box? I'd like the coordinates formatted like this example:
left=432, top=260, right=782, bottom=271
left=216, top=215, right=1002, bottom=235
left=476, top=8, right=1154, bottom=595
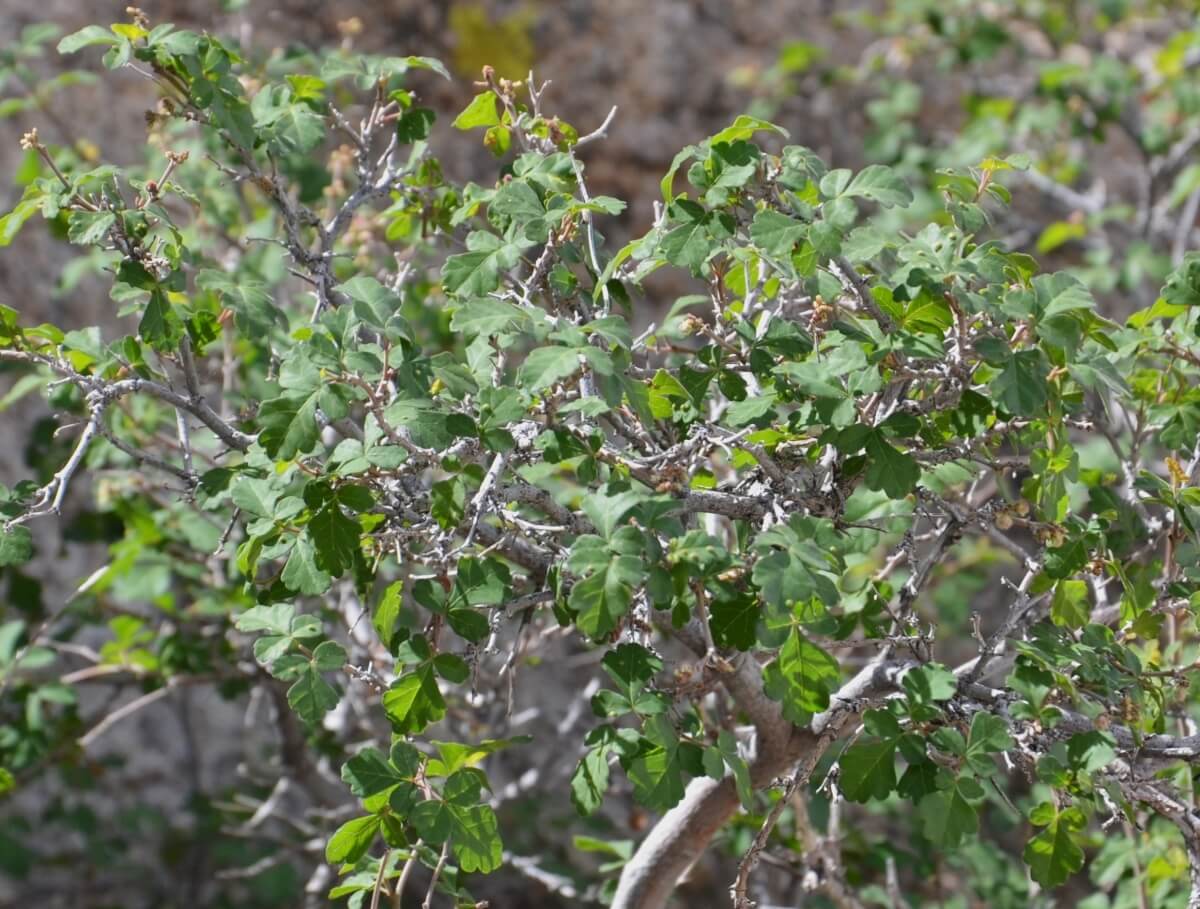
left=611, top=658, right=911, bottom=909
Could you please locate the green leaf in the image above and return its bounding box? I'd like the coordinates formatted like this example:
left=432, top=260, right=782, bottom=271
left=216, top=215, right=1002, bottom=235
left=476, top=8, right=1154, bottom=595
left=1024, top=805, right=1086, bottom=887
left=235, top=603, right=294, bottom=636
left=251, top=84, right=326, bottom=152
left=966, top=712, right=1013, bottom=755
left=0, top=193, right=43, bottom=247
left=661, top=146, right=697, bottom=201
left=312, top=640, right=347, bottom=672
left=230, top=477, right=279, bottom=518
left=139, top=289, right=184, bottom=353
left=762, top=630, right=840, bottom=722
left=627, top=715, right=687, bottom=812
left=570, top=557, right=639, bottom=640
left=716, top=729, right=754, bottom=810
left=1050, top=579, right=1090, bottom=629
left=963, top=713, right=1012, bottom=775
left=0, top=525, right=33, bottom=567
left=308, top=502, right=361, bottom=577
left=430, top=477, right=466, bottom=530
left=842, top=165, right=914, bottom=208
left=898, top=759, right=941, bottom=800
left=383, top=665, right=446, bottom=734
left=449, top=298, right=532, bottom=337
left=57, top=25, right=118, bottom=54
left=196, top=269, right=281, bottom=335
left=1036, top=220, right=1087, bottom=254
left=393, top=55, right=450, bottom=79
left=384, top=399, right=453, bottom=449
left=751, top=517, right=841, bottom=613
left=258, top=391, right=322, bottom=460
left=490, top=179, right=545, bottom=225
left=709, top=115, right=788, bottom=146
left=839, top=736, right=898, bottom=802
left=750, top=210, right=806, bottom=258
left=519, top=346, right=581, bottom=392
left=1044, top=536, right=1090, bottom=580
left=863, top=431, right=920, bottom=499
left=340, top=276, right=403, bottom=330
left=571, top=745, right=611, bottom=816
left=581, top=490, right=645, bottom=539
left=410, top=798, right=452, bottom=844
left=396, top=107, right=435, bottom=143
left=1160, top=253, right=1200, bottom=308
left=661, top=200, right=724, bottom=273
left=287, top=665, right=340, bottom=726
left=601, top=643, right=661, bottom=699
left=919, top=778, right=983, bottom=848
left=902, top=663, right=958, bottom=704
left=373, top=581, right=403, bottom=648
left=427, top=737, right=528, bottom=777
left=413, top=772, right=502, bottom=871
left=453, top=93, right=500, bottom=130
left=446, top=804, right=502, bottom=872
left=442, top=233, right=523, bottom=297
left=992, top=350, right=1050, bottom=417
left=708, top=593, right=758, bottom=650
left=281, top=536, right=332, bottom=596
left=66, top=210, right=115, bottom=245
left=325, top=815, right=380, bottom=864
left=341, top=748, right=404, bottom=798
left=1066, top=731, right=1115, bottom=774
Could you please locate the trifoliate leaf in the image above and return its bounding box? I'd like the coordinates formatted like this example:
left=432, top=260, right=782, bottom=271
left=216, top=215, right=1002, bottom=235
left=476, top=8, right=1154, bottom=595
left=839, top=737, right=898, bottom=802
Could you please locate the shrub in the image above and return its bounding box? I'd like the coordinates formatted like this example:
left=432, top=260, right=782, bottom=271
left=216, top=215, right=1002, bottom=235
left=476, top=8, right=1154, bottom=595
left=3, top=7, right=1200, bottom=909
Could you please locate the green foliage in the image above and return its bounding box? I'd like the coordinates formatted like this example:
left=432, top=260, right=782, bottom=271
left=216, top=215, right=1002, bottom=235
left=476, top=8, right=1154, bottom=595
left=6, top=5, right=1200, bottom=908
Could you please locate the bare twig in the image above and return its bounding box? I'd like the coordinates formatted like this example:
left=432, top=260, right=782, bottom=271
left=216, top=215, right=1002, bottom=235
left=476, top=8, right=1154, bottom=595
left=421, top=842, right=450, bottom=909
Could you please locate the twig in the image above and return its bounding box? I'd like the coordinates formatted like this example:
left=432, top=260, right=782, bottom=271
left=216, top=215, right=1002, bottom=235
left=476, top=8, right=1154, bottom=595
left=833, top=256, right=895, bottom=333
left=1174, top=188, right=1200, bottom=265
left=731, top=773, right=802, bottom=908
left=369, top=849, right=391, bottom=909
left=575, top=105, right=618, bottom=148
left=421, top=842, right=450, bottom=909
left=392, top=841, right=422, bottom=908
left=78, top=683, right=174, bottom=749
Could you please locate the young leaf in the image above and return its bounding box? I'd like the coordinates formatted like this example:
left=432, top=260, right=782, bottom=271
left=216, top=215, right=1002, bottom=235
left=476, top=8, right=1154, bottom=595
left=919, top=778, right=984, bottom=848
left=382, top=665, right=446, bottom=734
left=762, top=630, right=840, bottom=722
left=1024, top=805, right=1086, bottom=887
left=325, top=815, right=380, bottom=864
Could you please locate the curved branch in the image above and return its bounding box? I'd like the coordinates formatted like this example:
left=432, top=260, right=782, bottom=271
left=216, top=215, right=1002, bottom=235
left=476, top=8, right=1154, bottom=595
left=0, top=349, right=254, bottom=451
left=612, top=658, right=912, bottom=909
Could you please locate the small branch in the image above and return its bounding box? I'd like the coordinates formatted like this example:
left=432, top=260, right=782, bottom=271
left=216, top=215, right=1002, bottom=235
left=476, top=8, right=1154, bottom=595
left=78, top=683, right=174, bottom=749
left=731, top=772, right=802, bottom=908
left=421, top=842, right=450, bottom=909
left=369, top=850, right=391, bottom=909
left=833, top=257, right=895, bottom=334
left=1174, top=188, right=1200, bottom=266
left=6, top=408, right=101, bottom=526
left=392, top=841, right=422, bottom=909
left=574, top=105, right=618, bottom=148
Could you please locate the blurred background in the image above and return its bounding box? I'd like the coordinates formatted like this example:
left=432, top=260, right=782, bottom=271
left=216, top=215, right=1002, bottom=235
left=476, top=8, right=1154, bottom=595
left=3, top=1, right=1200, bottom=906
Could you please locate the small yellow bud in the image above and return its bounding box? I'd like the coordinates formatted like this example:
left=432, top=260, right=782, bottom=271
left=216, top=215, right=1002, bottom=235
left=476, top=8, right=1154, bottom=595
left=1167, top=456, right=1188, bottom=488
